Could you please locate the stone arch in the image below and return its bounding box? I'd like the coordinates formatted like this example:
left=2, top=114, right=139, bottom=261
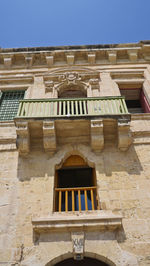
left=58, top=83, right=87, bottom=98
left=45, top=252, right=116, bottom=266
left=55, top=147, right=95, bottom=170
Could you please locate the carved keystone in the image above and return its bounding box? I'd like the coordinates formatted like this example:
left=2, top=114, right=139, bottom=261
left=88, top=53, right=96, bottom=64
left=46, top=55, right=54, bottom=66
left=91, top=119, right=104, bottom=152
left=127, top=50, right=138, bottom=62
left=118, top=120, right=132, bottom=151
left=3, top=54, right=13, bottom=67
left=43, top=120, right=56, bottom=153
left=107, top=51, right=117, bottom=63
left=71, top=232, right=84, bottom=260
left=66, top=54, right=74, bottom=65
left=16, top=121, right=30, bottom=155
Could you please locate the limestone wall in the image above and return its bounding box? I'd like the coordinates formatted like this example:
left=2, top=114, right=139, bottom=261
left=0, top=143, right=150, bottom=265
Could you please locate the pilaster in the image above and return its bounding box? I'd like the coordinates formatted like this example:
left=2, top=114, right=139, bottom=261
left=100, top=72, right=120, bottom=97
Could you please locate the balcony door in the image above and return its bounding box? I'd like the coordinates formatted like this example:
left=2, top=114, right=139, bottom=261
left=54, top=155, right=99, bottom=212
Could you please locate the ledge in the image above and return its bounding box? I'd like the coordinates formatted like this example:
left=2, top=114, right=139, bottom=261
left=32, top=211, right=123, bottom=233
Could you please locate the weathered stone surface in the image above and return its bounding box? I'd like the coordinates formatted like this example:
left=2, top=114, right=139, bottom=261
left=0, top=42, right=150, bottom=265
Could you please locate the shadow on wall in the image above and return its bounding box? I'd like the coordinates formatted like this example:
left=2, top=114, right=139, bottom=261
left=17, top=145, right=143, bottom=181
left=97, top=145, right=143, bottom=176
left=33, top=228, right=126, bottom=246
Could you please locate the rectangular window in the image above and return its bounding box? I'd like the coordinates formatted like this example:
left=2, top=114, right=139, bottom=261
left=0, top=90, right=25, bottom=121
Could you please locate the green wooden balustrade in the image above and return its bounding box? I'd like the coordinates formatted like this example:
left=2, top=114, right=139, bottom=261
left=16, top=96, right=129, bottom=119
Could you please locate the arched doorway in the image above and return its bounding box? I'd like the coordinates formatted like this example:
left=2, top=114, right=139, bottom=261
left=54, top=257, right=109, bottom=266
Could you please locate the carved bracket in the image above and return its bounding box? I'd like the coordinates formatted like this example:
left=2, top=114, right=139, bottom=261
left=43, top=120, right=56, bottom=153
left=89, top=78, right=100, bottom=91
left=71, top=232, right=84, bottom=260
left=91, top=119, right=104, bottom=152
left=118, top=120, right=132, bottom=151
left=16, top=121, right=30, bottom=155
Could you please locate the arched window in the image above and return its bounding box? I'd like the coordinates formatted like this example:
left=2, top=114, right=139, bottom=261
left=54, top=155, right=99, bottom=212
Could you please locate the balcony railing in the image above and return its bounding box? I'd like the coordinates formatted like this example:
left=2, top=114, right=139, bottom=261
left=55, top=186, right=98, bottom=212
left=16, top=96, right=129, bottom=119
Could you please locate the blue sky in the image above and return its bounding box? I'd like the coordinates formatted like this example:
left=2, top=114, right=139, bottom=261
left=0, top=0, right=150, bottom=48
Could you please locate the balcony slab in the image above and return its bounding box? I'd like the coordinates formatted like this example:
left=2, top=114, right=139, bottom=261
left=32, top=210, right=122, bottom=233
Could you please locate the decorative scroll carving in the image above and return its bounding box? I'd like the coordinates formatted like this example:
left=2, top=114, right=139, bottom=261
left=91, top=119, right=104, bottom=152
left=59, top=72, right=81, bottom=84
left=43, top=120, right=56, bottom=153
left=16, top=121, right=30, bottom=155
left=118, top=120, right=132, bottom=151
left=71, top=232, right=84, bottom=260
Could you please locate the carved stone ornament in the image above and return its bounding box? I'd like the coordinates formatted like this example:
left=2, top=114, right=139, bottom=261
left=89, top=78, right=99, bottom=85
left=59, top=72, right=81, bottom=85
left=71, top=232, right=84, bottom=260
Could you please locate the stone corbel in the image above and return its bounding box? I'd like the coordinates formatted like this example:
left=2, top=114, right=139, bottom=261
left=3, top=54, right=13, bottom=68
left=127, top=49, right=138, bottom=62
left=107, top=50, right=117, bottom=63
left=89, top=78, right=100, bottom=91
left=118, top=120, right=132, bottom=151
left=88, top=53, right=96, bottom=64
left=71, top=232, right=84, bottom=260
left=66, top=54, right=75, bottom=65
left=16, top=121, right=30, bottom=155
left=24, top=54, right=33, bottom=67
left=91, top=119, right=104, bottom=152
left=45, top=81, right=54, bottom=93
left=43, top=120, right=56, bottom=153
left=46, top=55, right=54, bottom=66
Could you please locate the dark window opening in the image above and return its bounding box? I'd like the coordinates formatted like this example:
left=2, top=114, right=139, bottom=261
left=119, top=86, right=150, bottom=113
left=54, top=155, right=98, bottom=212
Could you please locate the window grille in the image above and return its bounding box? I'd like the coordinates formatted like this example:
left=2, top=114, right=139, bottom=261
left=0, top=91, right=25, bottom=121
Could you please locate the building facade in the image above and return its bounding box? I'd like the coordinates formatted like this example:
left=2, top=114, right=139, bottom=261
left=0, top=41, right=150, bottom=265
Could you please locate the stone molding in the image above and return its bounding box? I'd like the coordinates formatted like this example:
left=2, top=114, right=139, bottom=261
left=0, top=42, right=150, bottom=68
left=32, top=211, right=122, bottom=233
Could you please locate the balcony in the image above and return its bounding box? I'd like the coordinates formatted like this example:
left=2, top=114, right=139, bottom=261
left=17, top=96, right=129, bottom=119
left=55, top=186, right=98, bottom=212
left=15, top=96, right=132, bottom=155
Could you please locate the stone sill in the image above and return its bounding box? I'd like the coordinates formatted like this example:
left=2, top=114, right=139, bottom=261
left=32, top=211, right=122, bottom=233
